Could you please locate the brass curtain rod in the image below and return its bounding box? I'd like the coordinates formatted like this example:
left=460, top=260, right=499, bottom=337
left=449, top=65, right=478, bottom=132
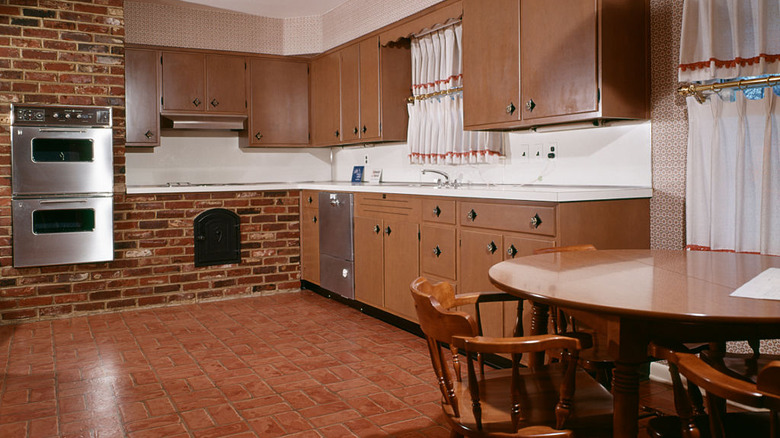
left=407, top=86, right=463, bottom=103
left=678, top=74, right=780, bottom=103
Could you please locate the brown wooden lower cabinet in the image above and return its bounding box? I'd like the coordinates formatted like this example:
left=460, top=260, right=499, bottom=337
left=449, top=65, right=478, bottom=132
left=300, top=191, right=320, bottom=284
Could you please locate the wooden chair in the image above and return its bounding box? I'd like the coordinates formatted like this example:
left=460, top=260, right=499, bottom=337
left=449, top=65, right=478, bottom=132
left=532, top=245, right=615, bottom=389
left=411, top=277, right=613, bottom=437
left=647, top=342, right=780, bottom=438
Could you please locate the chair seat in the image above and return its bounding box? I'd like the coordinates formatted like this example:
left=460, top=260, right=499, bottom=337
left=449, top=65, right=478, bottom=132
left=646, top=412, right=771, bottom=438
left=445, top=364, right=613, bottom=437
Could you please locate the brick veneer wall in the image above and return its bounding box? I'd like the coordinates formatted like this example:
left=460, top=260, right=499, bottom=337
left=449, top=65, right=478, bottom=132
left=0, top=2, right=303, bottom=323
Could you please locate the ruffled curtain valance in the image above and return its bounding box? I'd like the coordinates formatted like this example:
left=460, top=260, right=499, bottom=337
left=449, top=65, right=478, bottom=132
left=407, top=22, right=505, bottom=165
left=679, top=0, right=780, bottom=82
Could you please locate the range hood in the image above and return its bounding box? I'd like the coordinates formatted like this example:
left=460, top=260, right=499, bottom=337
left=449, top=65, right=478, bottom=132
left=161, top=113, right=247, bottom=130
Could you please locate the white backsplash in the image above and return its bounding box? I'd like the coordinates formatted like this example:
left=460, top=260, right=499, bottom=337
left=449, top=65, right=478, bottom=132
left=124, top=130, right=332, bottom=186
left=332, top=121, right=652, bottom=187
left=125, top=121, right=651, bottom=188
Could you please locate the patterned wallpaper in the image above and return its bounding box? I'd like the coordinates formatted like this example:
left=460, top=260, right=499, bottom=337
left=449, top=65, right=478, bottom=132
left=649, top=0, right=688, bottom=250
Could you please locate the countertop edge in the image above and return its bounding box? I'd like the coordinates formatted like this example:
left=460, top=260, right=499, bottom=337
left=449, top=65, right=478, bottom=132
left=126, top=182, right=653, bottom=202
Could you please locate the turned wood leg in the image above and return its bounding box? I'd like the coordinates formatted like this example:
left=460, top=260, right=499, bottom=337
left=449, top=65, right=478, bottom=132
left=529, top=302, right=549, bottom=368
left=613, top=360, right=641, bottom=438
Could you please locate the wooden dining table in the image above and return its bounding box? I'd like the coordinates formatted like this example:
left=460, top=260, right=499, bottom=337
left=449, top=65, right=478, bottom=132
left=488, top=249, right=780, bottom=438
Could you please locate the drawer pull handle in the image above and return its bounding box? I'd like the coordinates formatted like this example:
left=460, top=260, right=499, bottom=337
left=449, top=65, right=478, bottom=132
left=307, top=196, right=313, bottom=204
left=312, top=216, right=317, bottom=223
left=525, top=99, right=536, bottom=112
left=334, top=130, right=340, bottom=137
left=530, top=214, right=543, bottom=228
left=144, top=130, right=154, bottom=139
left=433, top=206, right=441, bottom=217
left=433, top=245, right=442, bottom=257
left=255, top=132, right=263, bottom=140
left=506, top=102, right=516, bottom=115
left=374, top=225, right=381, bottom=234
left=467, top=209, right=477, bottom=221
left=362, top=125, right=367, bottom=134
left=353, top=127, right=359, bottom=135
left=192, top=98, right=201, bottom=107
left=211, top=98, right=219, bottom=107
left=487, top=241, right=497, bottom=254
left=507, top=244, right=518, bottom=258
left=384, top=226, right=392, bottom=236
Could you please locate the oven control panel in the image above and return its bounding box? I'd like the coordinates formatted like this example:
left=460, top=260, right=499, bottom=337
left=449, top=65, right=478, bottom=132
left=11, top=104, right=112, bottom=127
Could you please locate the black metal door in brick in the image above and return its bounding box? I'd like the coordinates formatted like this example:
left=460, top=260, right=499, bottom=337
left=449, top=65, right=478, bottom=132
left=193, top=208, right=241, bottom=267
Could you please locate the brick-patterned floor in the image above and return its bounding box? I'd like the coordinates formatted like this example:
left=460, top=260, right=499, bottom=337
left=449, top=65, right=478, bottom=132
left=0, top=291, right=676, bottom=437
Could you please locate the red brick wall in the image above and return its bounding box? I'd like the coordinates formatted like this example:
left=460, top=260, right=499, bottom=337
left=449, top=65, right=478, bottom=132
left=0, top=2, right=303, bottom=323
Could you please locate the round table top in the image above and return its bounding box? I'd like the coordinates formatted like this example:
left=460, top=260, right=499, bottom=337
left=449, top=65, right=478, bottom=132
left=488, top=249, right=780, bottom=323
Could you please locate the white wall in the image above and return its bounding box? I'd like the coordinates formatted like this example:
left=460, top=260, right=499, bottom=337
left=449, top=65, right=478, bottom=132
left=332, top=121, right=652, bottom=187
left=124, top=130, right=332, bottom=186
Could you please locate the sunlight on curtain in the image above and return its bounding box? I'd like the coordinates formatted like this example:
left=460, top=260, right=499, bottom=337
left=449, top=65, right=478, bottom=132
left=407, top=22, right=504, bottom=165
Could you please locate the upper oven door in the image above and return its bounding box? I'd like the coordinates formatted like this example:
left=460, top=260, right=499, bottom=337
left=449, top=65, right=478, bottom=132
left=11, top=126, right=113, bottom=196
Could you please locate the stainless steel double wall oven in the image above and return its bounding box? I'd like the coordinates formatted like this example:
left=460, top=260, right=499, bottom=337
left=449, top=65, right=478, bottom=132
left=11, top=104, right=115, bottom=268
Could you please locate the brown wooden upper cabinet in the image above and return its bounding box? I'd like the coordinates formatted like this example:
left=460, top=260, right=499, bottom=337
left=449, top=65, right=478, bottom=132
left=161, top=52, right=247, bottom=114
left=462, top=0, right=649, bottom=130
left=125, top=48, right=160, bottom=147
left=310, top=35, right=411, bottom=146
left=246, top=58, right=309, bottom=146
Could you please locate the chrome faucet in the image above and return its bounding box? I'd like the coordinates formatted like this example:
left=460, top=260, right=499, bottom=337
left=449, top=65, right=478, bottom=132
left=422, top=169, right=456, bottom=188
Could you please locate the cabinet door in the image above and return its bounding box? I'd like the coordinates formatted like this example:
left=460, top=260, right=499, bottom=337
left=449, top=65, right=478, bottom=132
left=383, top=220, right=420, bottom=321
left=459, top=229, right=504, bottom=337
left=359, top=36, right=381, bottom=141
left=420, top=225, right=456, bottom=281
left=354, top=216, right=384, bottom=308
left=301, top=207, right=320, bottom=284
left=125, top=48, right=159, bottom=146
left=206, top=54, right=246, bottom=113
left=502, top=235, right=555, bottom=337
left=520, top=0, right=597, bottom=120
left=161, top=52, right=205, bottom=112
left=462, top=0, right=520, bottom=128
left=248, top=58, right=309, bottom=146
left=310, top=52, right=341, bottom=146
left=340, top=43, right=361, bottom=143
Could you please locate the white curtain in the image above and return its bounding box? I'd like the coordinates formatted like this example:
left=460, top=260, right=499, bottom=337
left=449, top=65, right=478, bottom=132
left=679, top=0, right=780, bottom=82
left=686, top=91, right=780, bottom=255
left=408, top=22, right=504, bottom=164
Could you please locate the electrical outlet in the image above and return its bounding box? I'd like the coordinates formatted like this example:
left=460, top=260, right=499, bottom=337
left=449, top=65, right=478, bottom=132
left=546, top=142, right=557, bottom=159
left=519, top=144, right=530, bottom=161
left=531, top=143, right=544, bottom=160
left=363, top=155, right=369, bottom=165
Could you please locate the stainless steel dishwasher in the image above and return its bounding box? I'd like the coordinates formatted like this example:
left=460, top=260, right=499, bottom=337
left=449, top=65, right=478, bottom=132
left=318, top=192, right=355, bottom=299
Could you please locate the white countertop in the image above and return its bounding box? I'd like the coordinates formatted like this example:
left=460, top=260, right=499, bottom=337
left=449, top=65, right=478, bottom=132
left=126, top=181, right=652, bottom=202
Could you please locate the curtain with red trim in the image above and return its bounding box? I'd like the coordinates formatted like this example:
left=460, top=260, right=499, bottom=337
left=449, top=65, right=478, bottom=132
left=679, top=0, right=780, bottom=82
left=407, top=22, right=504, bottom=165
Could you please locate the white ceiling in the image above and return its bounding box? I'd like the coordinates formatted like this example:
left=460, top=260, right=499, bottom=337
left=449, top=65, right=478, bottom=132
left=175, top=0, right=351, bottom=18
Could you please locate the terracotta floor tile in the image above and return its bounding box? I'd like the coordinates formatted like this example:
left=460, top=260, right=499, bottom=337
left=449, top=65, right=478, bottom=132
left=0, top=291, right=683, bottom=437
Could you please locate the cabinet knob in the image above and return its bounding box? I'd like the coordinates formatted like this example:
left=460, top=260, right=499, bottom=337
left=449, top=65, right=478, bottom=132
left=433, top=245, right=442, bottom=257
left=374, top=224, right=381, bottom=234
left=307, top=196, right=313, bottom=204
left=506, top=102, right=516, bottom=115
left=192, top=98, right=201, bottom=107
left=353, top=127, right=359, bottom=135
left=530, top=213, right=542, bottom=228
left=211, top=98, right=219, bottom=107
left=507, top=244, right=518, bottom=258
left=433, top=206, right=441, bottom=217
left=255, top=132, right=263, bottom=140
left=144, top=130, right=154, bottom=139
left=334, top=130, right=340, bottom=137
left=467, top=209, right=478, bottom=221
left=487, top=241, right=497, bottom=254
left=525, top=99, right=536, bottom=112
left=312, top=216, right=317, bottom=223
left=362, top=125, right=367, bottom=134
left=384, top=226, right=392, bottom=236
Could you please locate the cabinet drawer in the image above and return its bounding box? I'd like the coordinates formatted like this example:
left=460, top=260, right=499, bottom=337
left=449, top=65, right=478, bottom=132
left=301, top=190, right=319, bottom=208
left=355, top=192, right=420, bottom=220
left=459, top=201, right=556, bottom=236
left=420, top=225, right=457, bottom=280
left=421, top=198, right=456, bottom=224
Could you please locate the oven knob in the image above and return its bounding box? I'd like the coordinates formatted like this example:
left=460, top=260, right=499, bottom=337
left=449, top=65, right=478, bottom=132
left=34, top=112, right=43, bottom=120
left=75, top=114, right=82, bottom=119
left=53, top=112, right=59, bottom=118
left=64, top=113, right=71, bottom=119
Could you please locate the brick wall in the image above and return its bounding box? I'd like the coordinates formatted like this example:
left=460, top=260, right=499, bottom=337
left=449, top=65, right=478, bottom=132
left=0, top=1, right=303, bottom=323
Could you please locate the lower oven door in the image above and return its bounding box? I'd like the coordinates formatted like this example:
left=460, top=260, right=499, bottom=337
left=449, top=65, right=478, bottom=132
left=13, top=196, right=114, bottom=267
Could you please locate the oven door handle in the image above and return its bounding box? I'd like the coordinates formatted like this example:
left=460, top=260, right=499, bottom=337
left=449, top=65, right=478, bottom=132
left=36, top=128, right=89, bottom=133
left=39, top=199, right=89, bottom=205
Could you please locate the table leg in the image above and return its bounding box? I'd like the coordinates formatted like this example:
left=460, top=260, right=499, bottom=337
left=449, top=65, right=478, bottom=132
left=529, top=302, right=549, bottom=368
left=613, top=360, right=641, bottom=438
